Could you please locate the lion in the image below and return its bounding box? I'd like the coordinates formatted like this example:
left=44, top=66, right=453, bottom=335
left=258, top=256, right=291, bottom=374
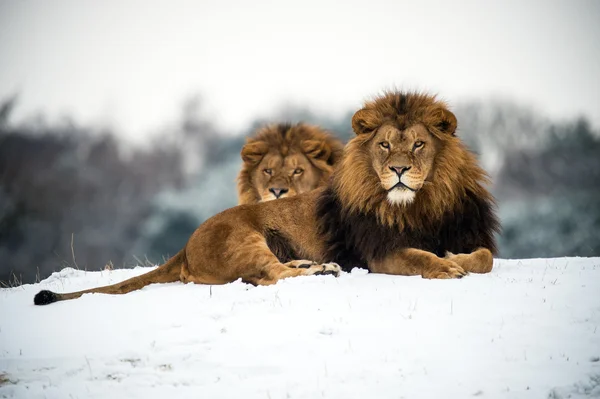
left=237, top=122, right=344, bottom=204
left=34, top=91, right=500, bottom=306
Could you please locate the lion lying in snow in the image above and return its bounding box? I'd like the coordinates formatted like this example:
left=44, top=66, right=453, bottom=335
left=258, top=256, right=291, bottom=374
left=34, top=91, right=500, bottom=305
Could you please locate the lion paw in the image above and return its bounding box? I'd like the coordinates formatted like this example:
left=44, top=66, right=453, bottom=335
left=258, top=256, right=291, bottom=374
left=444, top=248, right=493, bottom=274
left=312, top=262, right=342, bottom=277
left=287, top=260, right=318, bottom=269
left=422, top=260, right=467, bottom=279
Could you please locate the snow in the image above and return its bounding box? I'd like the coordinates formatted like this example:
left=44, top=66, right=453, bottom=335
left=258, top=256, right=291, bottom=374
left=1, top=258, right=599, bottom=398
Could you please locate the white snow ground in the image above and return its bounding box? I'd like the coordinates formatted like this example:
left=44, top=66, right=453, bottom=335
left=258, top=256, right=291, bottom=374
left=1, top=257, right=599, bottom=399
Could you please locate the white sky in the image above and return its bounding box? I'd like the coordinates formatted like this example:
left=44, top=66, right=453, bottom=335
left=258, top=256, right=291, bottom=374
left=0, top=0, right=599, bottom=141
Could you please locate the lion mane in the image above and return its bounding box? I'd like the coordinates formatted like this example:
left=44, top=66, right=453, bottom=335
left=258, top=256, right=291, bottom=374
left=237, top=123, right=344, bottom=204
left=317, top=91, right=501, bottom=271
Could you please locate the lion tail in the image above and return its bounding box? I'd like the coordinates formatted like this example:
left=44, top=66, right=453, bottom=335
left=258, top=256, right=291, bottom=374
left=33, top=249, right=186, bottom=306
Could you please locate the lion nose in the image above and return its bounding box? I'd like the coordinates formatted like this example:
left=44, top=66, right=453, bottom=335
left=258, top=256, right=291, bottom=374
left=269, top=188, right=289, bottom=198
left=389, top=165, right=411, bottom=177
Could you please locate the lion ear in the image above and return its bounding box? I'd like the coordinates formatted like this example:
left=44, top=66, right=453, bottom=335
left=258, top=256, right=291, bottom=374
left=241, top=141, right=268, bottom=165
left=429, top=107, right=457, bottom=136
left=302, top=139, right=332, bottom=162
left=351, top=108, right=379, bottom=135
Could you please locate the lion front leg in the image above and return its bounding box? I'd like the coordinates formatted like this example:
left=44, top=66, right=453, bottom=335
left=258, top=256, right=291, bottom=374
left=444, top=248, right=493, bottom=274
left=243, top=261, right=341, bottom=286
left=368, top=248, right=467, bottom=279
left=229, top=233, right=342, bottom=285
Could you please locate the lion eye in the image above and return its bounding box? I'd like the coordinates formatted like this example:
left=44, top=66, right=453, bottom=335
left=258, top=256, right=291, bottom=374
left=293, top=168, right=304, bottom=175
left=413, top=141, right=425, bottom=150
left=379, top=142, right=390, bottom=150
left=263, top=169, right=273, bottom=176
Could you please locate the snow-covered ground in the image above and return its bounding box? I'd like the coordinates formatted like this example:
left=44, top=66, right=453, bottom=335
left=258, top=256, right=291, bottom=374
left=1, top=257, right=599, bottom=398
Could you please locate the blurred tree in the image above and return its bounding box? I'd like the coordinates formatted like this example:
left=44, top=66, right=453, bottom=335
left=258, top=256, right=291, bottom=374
left=0, top=97, right=185, bottom=284
left=0, top=95, right=17, bottom=128
left=454, top=100, right=550, bottom=177
left=495, top=117, right=600, bottom=258
left=497, top=117, right=600, bottom=196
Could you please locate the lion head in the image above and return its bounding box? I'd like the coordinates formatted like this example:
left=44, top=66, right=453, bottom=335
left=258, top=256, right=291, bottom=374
left=332, top=91, right=495, bottom=231
left=237, top=123, right=344, bottom=204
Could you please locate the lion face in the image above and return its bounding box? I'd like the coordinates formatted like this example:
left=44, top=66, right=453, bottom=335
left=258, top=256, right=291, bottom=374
left=369, top=123, right=437, bottom=205
left=237, top=123, right=344, bottom=204
left=252, top=151, right=322, bottom=202
left=333, top=92, right=463, bottom=216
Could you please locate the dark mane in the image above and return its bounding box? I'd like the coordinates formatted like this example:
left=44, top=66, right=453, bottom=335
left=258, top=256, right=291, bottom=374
left=316, top=186, right=499, bottom=272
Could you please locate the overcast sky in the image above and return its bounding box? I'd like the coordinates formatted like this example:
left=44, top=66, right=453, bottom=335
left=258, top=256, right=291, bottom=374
left=0, top=0, right=598, bottom=141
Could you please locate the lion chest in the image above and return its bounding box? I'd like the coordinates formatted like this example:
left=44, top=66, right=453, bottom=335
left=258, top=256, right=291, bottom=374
left=316, top=188, right=498, bottom=272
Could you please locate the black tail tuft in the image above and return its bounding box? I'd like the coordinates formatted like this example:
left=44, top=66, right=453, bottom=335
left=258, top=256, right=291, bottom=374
left=34, top=290, right=58, bottom=305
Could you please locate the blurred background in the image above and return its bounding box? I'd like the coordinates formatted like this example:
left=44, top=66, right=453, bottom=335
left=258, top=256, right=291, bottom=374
left=1, top=0, right=599, bottom=284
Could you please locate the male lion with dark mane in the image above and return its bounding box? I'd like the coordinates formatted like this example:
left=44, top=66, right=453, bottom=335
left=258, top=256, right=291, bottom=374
left=34, top=91, right=500, bottom=306
left=237, top=123, right=344, bottom=204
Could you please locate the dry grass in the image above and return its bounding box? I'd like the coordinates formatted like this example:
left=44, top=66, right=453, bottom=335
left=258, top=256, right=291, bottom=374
left=0, top=373, right=13, bottom=386
left=0, top=272, right=24, bottom=289
left=0, top=266, right=43, bottom=288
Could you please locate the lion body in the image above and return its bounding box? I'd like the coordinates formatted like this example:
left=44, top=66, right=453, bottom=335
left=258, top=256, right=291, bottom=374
left=237, top=123, right=344, bottom=204
left=34, top=92, right=500, bottom=306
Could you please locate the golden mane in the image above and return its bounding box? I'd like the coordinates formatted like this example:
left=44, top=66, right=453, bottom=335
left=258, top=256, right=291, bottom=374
left=237, top=123, right=344, bottom=204
left=333, top=91, right=495, bottom=232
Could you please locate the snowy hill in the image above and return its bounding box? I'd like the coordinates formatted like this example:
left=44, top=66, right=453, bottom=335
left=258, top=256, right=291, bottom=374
left=1, top=257, right=599, bottom=398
